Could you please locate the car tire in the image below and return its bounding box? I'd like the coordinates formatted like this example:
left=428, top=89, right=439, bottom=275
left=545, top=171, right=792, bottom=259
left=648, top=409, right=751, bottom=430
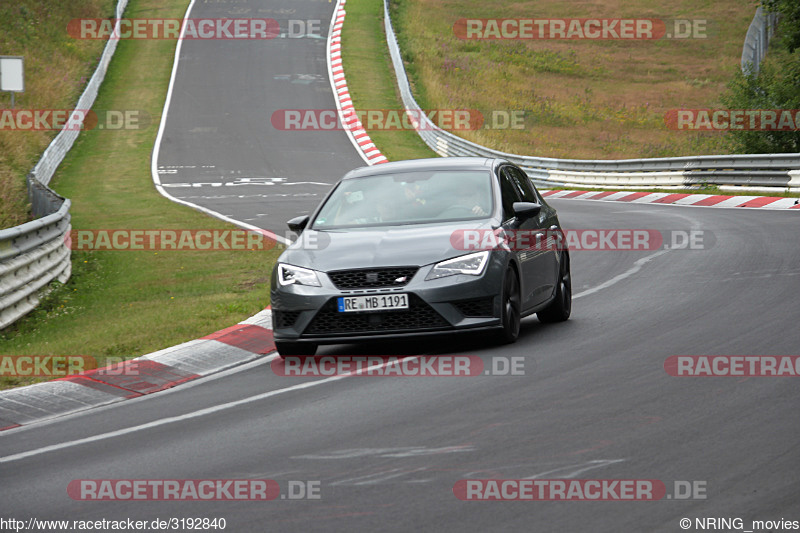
left=276, top=342, right=318, bottom=358
left=496, top=266, right=521, bottom=344
left=538, top=251, right=571, bottom=323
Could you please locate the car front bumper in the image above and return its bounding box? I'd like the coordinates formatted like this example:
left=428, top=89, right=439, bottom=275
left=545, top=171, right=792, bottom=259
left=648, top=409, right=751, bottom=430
left=271, top=258, right=506, bottom=345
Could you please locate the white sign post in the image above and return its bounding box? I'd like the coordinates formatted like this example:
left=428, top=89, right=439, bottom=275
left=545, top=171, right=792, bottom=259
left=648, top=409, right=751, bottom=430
left=0, top=56, right=25, bottom=109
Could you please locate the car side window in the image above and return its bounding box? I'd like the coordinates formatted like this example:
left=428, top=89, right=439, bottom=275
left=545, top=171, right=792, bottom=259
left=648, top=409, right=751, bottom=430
left=507, top=167, right=538, bottom=203
left=499, top=167, right=522, bottom=221
left=531, top=183, right=544, bottom=204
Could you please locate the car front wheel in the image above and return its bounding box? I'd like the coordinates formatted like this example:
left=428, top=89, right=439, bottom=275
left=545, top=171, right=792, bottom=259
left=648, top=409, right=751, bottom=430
left=496, top=266, right=521, bottom=344
left=538, top=251, right=571, bottom=323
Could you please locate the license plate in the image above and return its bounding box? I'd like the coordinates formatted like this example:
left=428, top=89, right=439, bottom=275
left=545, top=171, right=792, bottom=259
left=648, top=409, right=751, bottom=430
left=337, top=294, right=409, bottom=312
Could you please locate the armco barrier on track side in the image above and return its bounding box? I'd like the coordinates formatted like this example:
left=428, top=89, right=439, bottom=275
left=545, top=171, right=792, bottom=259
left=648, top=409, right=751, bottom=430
left=0, top=0, right=130, bottom=330
left=0, top=198, right=71, bottom=330
left=380, top=0, right=799, bottom=191
left=741, top=6, right=778, bottom=75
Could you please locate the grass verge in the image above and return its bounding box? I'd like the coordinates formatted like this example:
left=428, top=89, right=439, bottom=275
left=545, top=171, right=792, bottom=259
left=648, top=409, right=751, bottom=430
left=340, top=0, right=436, bottom=161
left=390, top=0, right=754, bottom=159
left=0, top=0, right=115, bottom=228
left=341, top=0, right=794, bottom=200
left=345, top=0, right=759, bottom=160
left=0, top=0, right=282, bottom=390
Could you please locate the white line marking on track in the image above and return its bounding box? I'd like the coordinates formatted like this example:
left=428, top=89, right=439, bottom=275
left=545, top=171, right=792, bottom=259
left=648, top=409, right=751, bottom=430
left=148, top=0, right=292, bottom=246
left=0, top=356, right=423, bottom=464
left=524, top=459, right=626, bottom=479
left=573, top=249, right=669, bottom=300
left=0, top=372, right=347, bottom=464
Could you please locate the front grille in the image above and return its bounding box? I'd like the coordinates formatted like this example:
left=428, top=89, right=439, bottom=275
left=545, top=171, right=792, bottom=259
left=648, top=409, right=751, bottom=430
left=453, top=297, right=495, bottom=317
left=327, top=267, right=418, bottom=290
left=273, top=310, right=302, bottom=328
left=305, top=294, right=449, bottom=335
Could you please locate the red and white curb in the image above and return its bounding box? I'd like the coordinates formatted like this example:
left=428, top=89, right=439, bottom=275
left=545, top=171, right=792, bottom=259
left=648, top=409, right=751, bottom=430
left=541, top=190, right=800, bottom=210
left=328, top=0, right=388, bottom=166
left=0, top=310, right=275, bottom=431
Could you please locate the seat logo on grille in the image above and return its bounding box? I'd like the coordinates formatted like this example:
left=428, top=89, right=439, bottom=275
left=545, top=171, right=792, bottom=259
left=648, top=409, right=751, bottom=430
left=395, top=276, right=407, bottom=283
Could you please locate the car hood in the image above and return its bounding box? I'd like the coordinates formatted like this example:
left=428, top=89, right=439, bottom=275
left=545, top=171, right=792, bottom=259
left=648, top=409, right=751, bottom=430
left=279, top=219, right=498, bottom=272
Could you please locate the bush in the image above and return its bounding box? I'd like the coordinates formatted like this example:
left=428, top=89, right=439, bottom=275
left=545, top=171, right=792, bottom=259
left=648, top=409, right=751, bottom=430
left=721, top=0, right=800, bottom=153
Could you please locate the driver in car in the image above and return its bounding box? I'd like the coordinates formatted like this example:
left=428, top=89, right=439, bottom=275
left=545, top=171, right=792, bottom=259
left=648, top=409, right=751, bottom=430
left=455, top=185, right=489, bottom=216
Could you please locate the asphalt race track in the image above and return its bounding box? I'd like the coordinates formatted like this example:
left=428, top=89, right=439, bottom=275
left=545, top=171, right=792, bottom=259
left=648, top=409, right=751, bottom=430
left=2, top=0, right=799, bottom=531
left=2, top=200, right=799, bottom=531
left=154, top=0, right=363, bottom=232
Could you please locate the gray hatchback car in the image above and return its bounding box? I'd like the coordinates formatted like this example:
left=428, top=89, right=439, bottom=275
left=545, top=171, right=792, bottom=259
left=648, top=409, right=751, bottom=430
left=270, top=157, right=571, bottom=357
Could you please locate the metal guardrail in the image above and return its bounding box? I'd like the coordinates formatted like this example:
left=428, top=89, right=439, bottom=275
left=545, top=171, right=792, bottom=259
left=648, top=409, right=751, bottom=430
left=0, top=0, right=130, bottom=330
left=741, top=6, right=779, bottom=74
left=382, top=0, right=799, bottom=190
left=30, top=0, right=129, bottom=188
left=0, top=199, right=71, bottom=330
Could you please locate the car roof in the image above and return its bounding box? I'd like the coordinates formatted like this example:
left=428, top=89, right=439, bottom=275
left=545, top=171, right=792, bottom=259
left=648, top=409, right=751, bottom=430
left=341, top=157, right=505, bottom=180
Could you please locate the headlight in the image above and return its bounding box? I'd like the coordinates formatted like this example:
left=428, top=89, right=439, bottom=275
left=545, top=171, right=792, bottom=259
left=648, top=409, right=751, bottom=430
left=425, top=251, right=489, bottom=281
left=277, top=263, right=321, bottom=287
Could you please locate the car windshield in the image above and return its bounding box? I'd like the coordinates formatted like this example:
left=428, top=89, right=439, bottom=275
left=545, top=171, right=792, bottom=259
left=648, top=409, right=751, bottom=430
left=311, top=170, right=493, bottom=229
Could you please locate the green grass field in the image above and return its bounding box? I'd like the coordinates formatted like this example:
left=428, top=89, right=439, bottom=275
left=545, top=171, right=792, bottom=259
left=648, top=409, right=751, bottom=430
left=345, top=0, right=756, bottom=161
left=340, top=0, right=437, bottom=161
left=0, top=0, right=281, bottom=390
left=0, top=0, right=115, bottom=227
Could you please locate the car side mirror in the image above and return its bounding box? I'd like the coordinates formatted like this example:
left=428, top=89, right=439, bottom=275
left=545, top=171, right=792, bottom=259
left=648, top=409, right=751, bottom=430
left=512, top=202, right=541, bottom=219
left=287, top=215, right=310, bottom=233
